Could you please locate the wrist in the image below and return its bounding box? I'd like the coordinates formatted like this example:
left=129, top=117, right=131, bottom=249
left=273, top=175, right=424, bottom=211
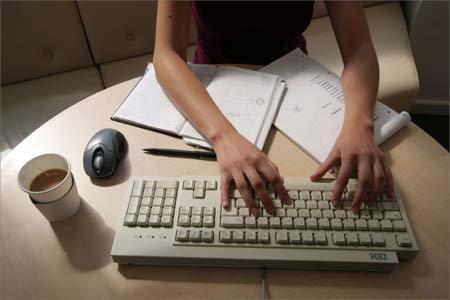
left=207, top=125, right=239, bottom=148
left=343, top=115, right=374, bottom=134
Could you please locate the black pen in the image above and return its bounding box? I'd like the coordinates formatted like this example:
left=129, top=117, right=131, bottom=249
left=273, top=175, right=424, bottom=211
left=143, top=148, right=216, bottom=159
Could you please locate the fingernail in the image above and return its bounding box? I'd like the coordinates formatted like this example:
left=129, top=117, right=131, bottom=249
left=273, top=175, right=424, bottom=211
left=251, top=208, right=260, bottom=217
left=222, top=201, right=228, bottom=208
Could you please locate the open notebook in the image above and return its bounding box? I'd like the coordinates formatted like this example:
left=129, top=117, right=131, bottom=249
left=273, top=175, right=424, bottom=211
left=261, top=48, right=411, bottom=163
left=112, top=63, right=286, bottom=149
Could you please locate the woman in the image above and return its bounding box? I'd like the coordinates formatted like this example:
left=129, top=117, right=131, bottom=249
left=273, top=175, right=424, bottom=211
left=153, top=1, right=393, bottom=216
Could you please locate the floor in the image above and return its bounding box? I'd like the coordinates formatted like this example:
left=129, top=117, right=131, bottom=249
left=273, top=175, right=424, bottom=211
left=411, top=114, right=449, bottom=151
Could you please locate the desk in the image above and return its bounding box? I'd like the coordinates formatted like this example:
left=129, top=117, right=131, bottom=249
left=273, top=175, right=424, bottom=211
left=1, top=77, right=448, bottom=299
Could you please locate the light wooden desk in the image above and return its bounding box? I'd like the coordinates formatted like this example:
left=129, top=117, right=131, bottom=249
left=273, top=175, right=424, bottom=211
left=1, top=77, right=448, bottom=299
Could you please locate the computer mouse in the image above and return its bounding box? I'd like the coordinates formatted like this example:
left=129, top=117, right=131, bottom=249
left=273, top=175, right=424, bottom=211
left=83, top=128, right=127, bottom=178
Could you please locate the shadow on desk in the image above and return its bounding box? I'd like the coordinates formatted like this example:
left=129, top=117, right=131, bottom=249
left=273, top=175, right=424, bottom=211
left=51, top=199, right=115, bottom=271
left=90, top=155, right=131, bottom=187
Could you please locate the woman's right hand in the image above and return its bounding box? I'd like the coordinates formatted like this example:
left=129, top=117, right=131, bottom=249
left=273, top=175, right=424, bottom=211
left=211, top=129, right=291, bottom=216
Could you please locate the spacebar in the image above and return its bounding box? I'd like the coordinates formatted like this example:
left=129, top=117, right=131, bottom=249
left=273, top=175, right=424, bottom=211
left=220, top=216, right=244, bottom=228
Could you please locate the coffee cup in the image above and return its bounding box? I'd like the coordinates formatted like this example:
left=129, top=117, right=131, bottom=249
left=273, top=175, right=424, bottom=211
left=18, top=154, right=80, bottom=221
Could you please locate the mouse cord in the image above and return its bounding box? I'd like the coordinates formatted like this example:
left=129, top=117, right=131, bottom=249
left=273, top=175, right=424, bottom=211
left=261, top=267, right=268, bottom=300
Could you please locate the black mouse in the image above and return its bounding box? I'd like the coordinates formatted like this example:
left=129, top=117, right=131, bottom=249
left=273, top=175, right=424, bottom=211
left=83, top=128, right=127, bottom=178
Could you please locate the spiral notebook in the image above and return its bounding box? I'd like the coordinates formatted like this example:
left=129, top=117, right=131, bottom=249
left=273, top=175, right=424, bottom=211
left=112, top=63, right=286, bottom=149
left=261, top=48, right=411, bottom=163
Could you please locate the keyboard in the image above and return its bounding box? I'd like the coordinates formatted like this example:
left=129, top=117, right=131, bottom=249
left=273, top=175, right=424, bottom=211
left=111, top=176, right=418, bottom=272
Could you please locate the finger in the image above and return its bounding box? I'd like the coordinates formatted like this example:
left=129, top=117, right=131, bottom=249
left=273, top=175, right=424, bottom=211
left=367, top=160, right=384, bottom=205
left=232, top=171, right=259, bottom=217
left=244, top=167, right=274, bottom=214
left=382, top=162, right=394, bottom=198
left=220, top=173, right=232, bottom=208
left=332, top=157, right=354, bottom=207
left=352, top=161, right=371, bottom=213
left=311, top=149, right=339, bottom=180
left=258, top=159, right=290, bottom=205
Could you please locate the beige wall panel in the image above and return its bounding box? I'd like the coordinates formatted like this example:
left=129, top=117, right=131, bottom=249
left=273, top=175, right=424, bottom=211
left=1, top=1, right=93, bottom=85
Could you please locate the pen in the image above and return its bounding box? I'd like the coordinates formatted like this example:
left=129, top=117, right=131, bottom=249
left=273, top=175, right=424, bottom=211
left=143, top=148, right=216, bottom=159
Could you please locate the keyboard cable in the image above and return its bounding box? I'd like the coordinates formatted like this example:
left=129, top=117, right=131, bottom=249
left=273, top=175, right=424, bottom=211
left=261, top=267, right=268, bottom=300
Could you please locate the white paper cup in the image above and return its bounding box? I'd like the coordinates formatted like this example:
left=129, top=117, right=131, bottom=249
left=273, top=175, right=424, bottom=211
left=18, top=154, right=80, bottom=222
left=18, top=153, right=73, bottom=203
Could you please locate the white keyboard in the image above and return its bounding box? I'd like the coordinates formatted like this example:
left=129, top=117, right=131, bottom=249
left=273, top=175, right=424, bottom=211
left=111, top=176, right=418, bottom=272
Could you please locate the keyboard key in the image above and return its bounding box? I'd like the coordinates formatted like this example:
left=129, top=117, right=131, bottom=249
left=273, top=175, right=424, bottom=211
left=239, top=207, right=250, bottom=217
left=318, top=200, right=330, bottom=209
left=246, top=231, right=258, bottom=243
left=289, top=232, right=302, bottom=244
left=127, top=197, right=140, bottom=214
left=306, top=200, right=318, bottom=209
left=355, top=219, right=368, bottom=231
left=314, top=232, right=327, bottom=245
left=276, top=231, right=289, bottom=244
left=221, top=216, right=244, bottom=228
left=286, top=208, right=298, bottom=218
left=342, top=201, right=353, bottom=210
left=380, top=220, right=393, bottom=231
left=178, top=215, right=190, bottom=227
left=139, top=206, right=150, bottom=216
left=311, top=191, right=322, bottom=200
left=346, top=210, right=358, bottom=219
left=151, top=207, right=162, bottom=216
left=164, top=197, right=175, bottom=207
left=203, top=216, right=214, bottom=227
left=322, top=191, right=332, bottom=201
left=175, top=229, right=189, bottom=242
left=346, top=233, right=359, bottom=246
left=371, top=210, right=383, bottom=220
left=298, top=209, right=310, bottom=218
left=193, top=188, right=205, bottom=199
left=233, top=231, right=245, bottom=243
left=334, top=210, right=346, bottom=219
left=160, top=215, right=173, bottom=227
left=152, top=197, right=164, bottom=207
left=204, top=207, right=215, bottom=216
left=194, top=180, right=205, bottom=189
left=154, top=188, right=165, bottom=198
left=179, top=206, right=191, bottom=216
left=306, top=218, right=318, bottom=229
left=201, top=230, right=214, bottom=242
left=156, top=181, right=179, bottom=189
left=384, top=211, right=402, bottom=220
left=192, top=207, right=203, bottom=216
left=299, top=191, right=311, bottom=200
left=149, top=215, right=160, bottom=227
left=359, top=210, right=371, bottom=219
left=330, top=219, right=343, bottom=230
left=191, top=215, right=202, bottom=227
left=235, top=199, right=246, bottom=208
left=310, top=209, right=322, bottom=219
left=144, top=180, right=155, bottom=189
left=395, top=234, right=412, bottom=247
left=294, top=200, right=306, bottom=209
left=222, top=207, right=238, bottom=216
left=372, top=233, right=385, bottom=246
left=322, top=209, right=334, bottom=219
left=288, top=191, right=299, bottom=200
left=343, top=219, right=355, bottom=231
left=378, top=202, right=399, bottom=211
left=165, top=188, right=177, bottom=198
left=272, top=199, right=282, bottom=208
left=190, top=229, right=201, bottom=242
left=367, top=220, right=380, bottom=231
left=124, top=214, right=137, bottom=226
left=332, top=233, right=346, bottom=245
left=142, top=188, right=153, bottom=197
left=162, top=207, right=174, bottom=216
left=141, top=197, right=152, bottom=206
left=245, top=217, right=257, bottom=228
left=381, top=193, right=395, bottom=202
left=281, top=217, right=293, bottom=229
left=269, top=217, right=281, bottom=229
left=274, top=208, right=286, bottom=217
left=359, top=233, right=372, bottom=246
left=219, top=230, right=232, bottom=243
left=302, top=232, right=314, bottom=244
left=293, top=217, right=306, bottom=229
left=183, top=180, right=194, bottom=190
left=318, top=218, right=330, bottom=230
left=258, top=231, right=270, bottom=244
left=206, top=180, right=217, bottom=190
left=131, top=182, right=143, bottom=197
left=393, top=220, right=406, bottom=232
left=257, top=217, right=269, bottom=228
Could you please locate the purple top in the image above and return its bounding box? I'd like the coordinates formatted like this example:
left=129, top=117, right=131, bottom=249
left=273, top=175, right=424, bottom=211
left=192, top=1, right=315, bottom=65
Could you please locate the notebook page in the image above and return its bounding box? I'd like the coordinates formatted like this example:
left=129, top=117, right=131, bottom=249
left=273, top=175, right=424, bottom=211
left=180, top=66, right=279, bottom=145
left=261, top=48, right=410, bottom=162
left=112, top=64, right=186, bottom=135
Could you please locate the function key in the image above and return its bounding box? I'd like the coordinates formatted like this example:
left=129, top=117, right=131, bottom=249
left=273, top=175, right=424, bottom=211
left=299, top=191, right=310, bottom=200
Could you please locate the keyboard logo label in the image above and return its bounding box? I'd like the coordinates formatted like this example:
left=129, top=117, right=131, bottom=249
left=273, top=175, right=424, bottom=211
left=369, top=253, right=388, bottom=261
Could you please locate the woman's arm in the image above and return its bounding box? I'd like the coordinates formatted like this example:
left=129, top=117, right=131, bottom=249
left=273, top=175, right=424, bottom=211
left=153, top=1, right=290, bottom=215
left=311, top=1, right=394, bottom=212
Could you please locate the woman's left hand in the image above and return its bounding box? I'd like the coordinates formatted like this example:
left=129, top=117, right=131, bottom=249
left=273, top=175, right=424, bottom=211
left=310, top=121, right=394, bottom=213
